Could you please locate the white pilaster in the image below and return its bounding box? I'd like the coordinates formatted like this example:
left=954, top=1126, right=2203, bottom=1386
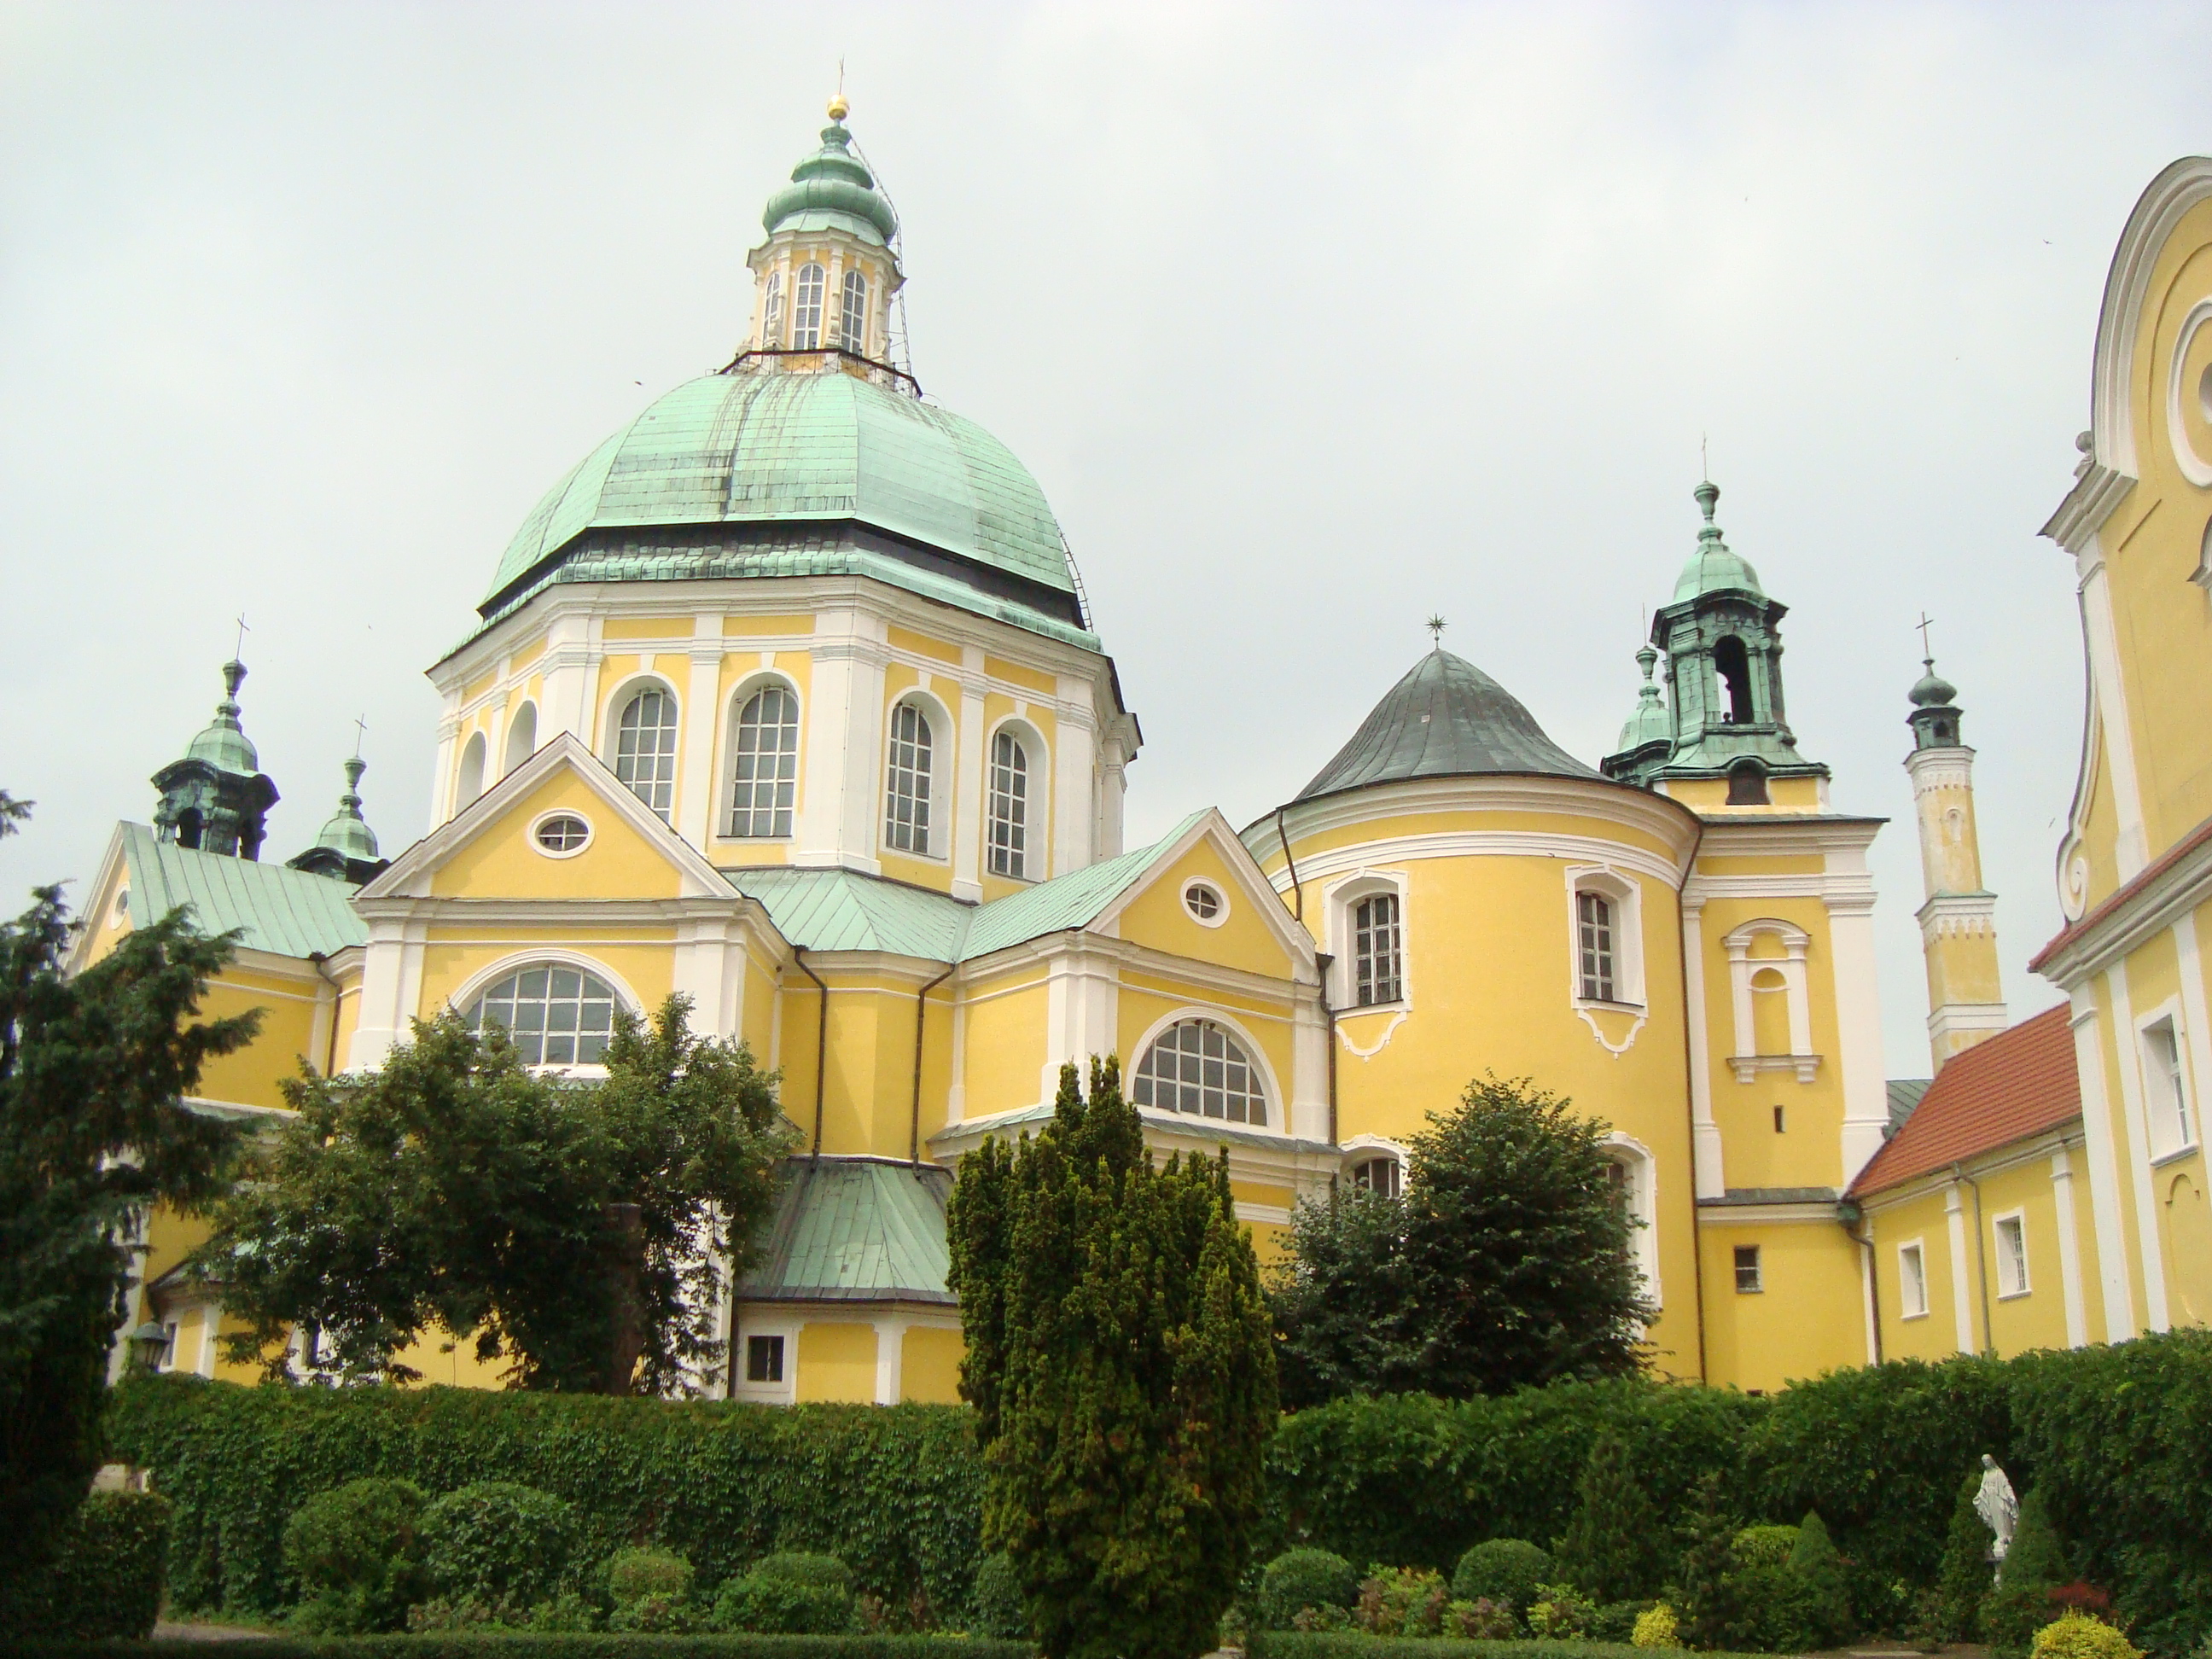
left=2071, top=990, right=2139, bottom=1339
left=2106, top=963, right=2172, bottom=1330
left=676, top=624, right=723, bottom=847
left=2051, top=1145, right=2088, bottom=1348
left=1682, top=903, right=1725, bottom=1197
left=952, top=665, right=986, bottom=901
left=2079, top=544, right=2150, bottom=877
left=1291, top=987, right=1329, bottom=1142
left=1946, top=1184, right=1976, bottom=1353
left=1828, top=891, right=1894, bottom=1184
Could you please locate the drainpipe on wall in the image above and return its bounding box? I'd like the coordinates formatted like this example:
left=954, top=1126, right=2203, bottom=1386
left=1953, top=1161, right=1995, bottom=1353
left=795, top=946, right=829, bottom=1160
left=1314, top=952, right=1338, bottom=1151
left=910, top=963, right=955, bottom=1168
left=1275, top=808, right=1304, bottom=923
left=1838, top=1198, right=1883, bottom=1365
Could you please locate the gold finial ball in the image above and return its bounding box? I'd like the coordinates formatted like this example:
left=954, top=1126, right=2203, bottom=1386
left=827, top=94, right=849, bottom=121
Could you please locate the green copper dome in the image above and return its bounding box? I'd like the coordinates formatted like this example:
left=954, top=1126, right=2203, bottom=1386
left=1295, top=649, right=1599, bottom=802
left=763, top=119, right=897, bottom=246
left=1615, top=643, right=1672, bottom=753
left=1673, top=480, right=1764, bottom=602
left=312, top=757, right=379, bottom=860
left=185, top=661, right=259, bottom=773
left=1909, top=657, right=1959, bottom=707
left=485, top=366, right=1078, bottom=615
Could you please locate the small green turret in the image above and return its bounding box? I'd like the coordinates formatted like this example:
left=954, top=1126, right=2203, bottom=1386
left=1907, top=656, right=1964, bottom=751
left=761, top=105, right=899, bottom=247
left=287, top=754, right=389, bottom=886
left=152, top=661, right=279, bottom=859
left=1613, top=642, right=1673, bottom=762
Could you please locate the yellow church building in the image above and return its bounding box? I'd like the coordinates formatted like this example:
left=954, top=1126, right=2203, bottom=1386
left=81, top=99, right=1994, bottom=1402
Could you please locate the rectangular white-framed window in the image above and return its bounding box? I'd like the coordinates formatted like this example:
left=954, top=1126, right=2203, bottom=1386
left=1898, top=1240, right=1929, bottom=1318
left=987, top=728, right=1029, bottom=880
left=1994, top=1212, right=2030, bottom=1299
left=2140, top=1014, right=2194, bottom=1159
left=1567, top=867, right=1644, bottom=1009
left=1353, top=892, right=1403, bottom=1006
left=1733, top=1243, right=1761, bottom=1294
left=1577, top=889, right=1615, bottom=1002
left=731, top=1318, right=799, bottom=1403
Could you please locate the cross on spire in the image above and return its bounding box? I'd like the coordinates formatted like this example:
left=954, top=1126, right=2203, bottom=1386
left=1916, top=611, right=1936, bottom=662
left=352, top=713, right=369, bottom=759
left=232, top=613, right=250, bottom=661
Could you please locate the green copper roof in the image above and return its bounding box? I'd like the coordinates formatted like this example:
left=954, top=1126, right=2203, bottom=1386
left=725, top=810, right=1208, bottom=965
left=1295, top=649, right=1598, bottom=802
left=182, top=661, right=259, bottom=773
left=485, top=367, right=1076, bottom=613
left=763, top=119, right=898, bottom=246
left=1672, top=480, right=1764, bottom=601
left=1615, top=643, right=1672, bottom=753
left=311, top=757, right=379, bottom=859
left=119, top=822, right=367, bottom=957
left=737, top=1157, right=952, bottom=1304
left=1909, top=657, right=1959, bottom=708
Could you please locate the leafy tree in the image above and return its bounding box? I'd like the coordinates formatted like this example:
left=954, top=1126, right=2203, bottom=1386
left=202, top=996, right=793, bottom=1390
left=1556, top=1429, right=1666, bottom=1602
left=0, top=795, right=257, bottom=1589
left=1672, top=1473, right=1743, bottom=1651
left=1272, top=1074, right=1651, bottom=1402
left=1936, top=1468, right=1994, bottom=1642
left=946, top=1057, right=1278, bottom=1659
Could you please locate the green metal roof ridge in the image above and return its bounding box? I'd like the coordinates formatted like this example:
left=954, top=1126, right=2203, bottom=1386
left=736, top=1157, right=953, bottom=1303
left=119, top=822, right=368, bottom=958
left=958, top=809, right=1208, bottom=962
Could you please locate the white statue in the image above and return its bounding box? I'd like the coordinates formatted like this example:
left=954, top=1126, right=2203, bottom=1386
left=1974, top=1453, right=2019, bottom=1563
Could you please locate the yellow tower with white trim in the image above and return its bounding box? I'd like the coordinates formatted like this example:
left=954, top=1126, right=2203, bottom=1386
left=1902, top=655, right=2006, bottom=1069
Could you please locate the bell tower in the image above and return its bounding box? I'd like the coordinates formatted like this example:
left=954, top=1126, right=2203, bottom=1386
left=151, top=660, right=278, bottom=860
left=742, top=96, right=905, bottom=370
left=1904, top=653, right=2006, bottom=1068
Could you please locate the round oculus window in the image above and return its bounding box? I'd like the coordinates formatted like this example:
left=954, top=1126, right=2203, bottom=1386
left=1183, top=880, right=1225, bottom=925
left=533, top=812, right=591, bottom=855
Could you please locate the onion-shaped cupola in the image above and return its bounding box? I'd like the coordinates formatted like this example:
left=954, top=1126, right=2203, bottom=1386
left=1613, top=643, right=1673, bottom=762
left=745, top=96, right=904, bottom=363
left=761, top=98, right=899, bottom=246
left=288, top=755, right=389, bottom=886
left=1673, top=478, right=1766, bottom=601
left=1906, top=655, right=1964, bottom=751
left=151, top=660, right=279, bottom=860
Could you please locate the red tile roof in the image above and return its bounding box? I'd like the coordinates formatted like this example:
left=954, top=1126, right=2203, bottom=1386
left=1848, top=1004, right=2081, bottom=1197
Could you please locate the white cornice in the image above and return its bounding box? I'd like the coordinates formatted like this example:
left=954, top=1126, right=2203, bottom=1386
left=2035, top=817, right=2212, bottom=986
left=1269, top=828, right=1684, bottom=892
left=1250, top=775, right=1701, bottom=868
left=1857, top=1126, right=2083, bottom=1208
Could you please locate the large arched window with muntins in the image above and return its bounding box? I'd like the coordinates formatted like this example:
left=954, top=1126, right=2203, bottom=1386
left=988, top=729, right=1028, bottom=878
left=884, top=701, right=934, bottom=854
left=1353, top=893, right=1401, bottom=1005
left=728, top=684, right=800, bottom=837
left=466, top=964, right=618, bottom=1066
left=839, top=269, right=869, bottom=353
left=614, top=688, right=679, bottom=820
left=793, top=264, right=825, bottom=349
left=1132, top=1018, right=1266, bottom=1126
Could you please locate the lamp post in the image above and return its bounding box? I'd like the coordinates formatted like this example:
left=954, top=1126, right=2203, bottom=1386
left=126, top=1321, right=170, bottom=1377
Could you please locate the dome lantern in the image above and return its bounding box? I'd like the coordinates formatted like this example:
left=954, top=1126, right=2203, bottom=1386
left=151, top=660, right=278, bottom=860
left=745, top=100, right=905, bottom=366
left=288, top=754, right=389, bottom=886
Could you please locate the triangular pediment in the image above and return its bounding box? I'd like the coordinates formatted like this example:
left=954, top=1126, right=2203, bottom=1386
left=1092, top=808, right=1314, bottom=979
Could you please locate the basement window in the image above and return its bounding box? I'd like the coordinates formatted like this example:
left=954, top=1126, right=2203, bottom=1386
left=746, top=1335, right=784, bottom=1384
left=1733, top=1245, right=1763, bottom=1294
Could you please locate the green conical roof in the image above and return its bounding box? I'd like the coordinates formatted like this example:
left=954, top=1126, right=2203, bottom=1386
left=1672, top=480, right=1764, bottom=601
left=183, top=661, right=259, bottom=773
left=762, top=117, right=898, bottom=246
left=1615, top=643, right=1672, bottom=752
left=311, top=757, right=379, bottom=860
left=1295, top=649, right=1598, bottom=802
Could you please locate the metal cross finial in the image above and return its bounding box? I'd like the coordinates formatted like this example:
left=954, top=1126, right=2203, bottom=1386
left=352, top=713, right=369, bottom=759
left=1701, top=434, right=1708, bottom=481
left=233, top=613, right=250, bottom=661
left=1426, top=614, right=1447, bottom=647
left=1916, top=611, right=1936, bottom=661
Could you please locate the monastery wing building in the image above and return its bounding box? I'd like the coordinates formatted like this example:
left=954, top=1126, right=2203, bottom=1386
left=86, top=100, right=2011, bottom=1400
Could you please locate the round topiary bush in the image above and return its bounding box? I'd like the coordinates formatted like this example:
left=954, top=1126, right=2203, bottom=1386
left=419, top=1481, right=579, bottom=1613
left=606, top=1546, right=696, bottom=1633
left=1260, top=1550, right=1358, bottom=1629
left=1451, top=1539, right=1554, bottom=1613
left=1633, top=1603, right=1680, bottom=1648
left=2032, top=1613, right=2143, bottom=1659
left=1732, top=1524, right=1800, bottom=1569
left=280, top=1477, right=428, bottom=1635
left=970, top=1552, right=1027, bottom=1640
left=711, top=1552, right=855, bottom=1634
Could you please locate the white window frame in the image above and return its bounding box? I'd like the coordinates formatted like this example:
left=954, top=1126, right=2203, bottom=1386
left=883, top=694, right=947, bottom=860
left=1721, top=919, right=1818, bottom=1084
left=1898, top=1238, right=1930, bottom=1319
left=839, top=267, right=869, bottom=353
left=792, top=262, right=826, bottom=349
left=446, top=951, right=641, bottom=1079
left=761, top=269, right=784, bottom=348
left=602, top=677, right=682, bottom=823
left=1732, top=1243, right=1763, bottom=1294
left=723, top=675, right=802, bottom=841
left=1126, top=1007, right=1281, bottom=1132
left=730, top=1313, right=799, bottom=1404
left=985, top=719, right=1045, bottom=882
left=1327, top=871, right=1409, bottom=1010
left=527, top=808, right=594, bottom=860
left=1604, top=1132, right=1662, bottom=1308
left=1180, top=876, right=1230, bottom=928
left=2138, top=1005, right=2197, bottom=1161
left=1566, top=866, right=1644, bottom=1009
left=1993, top=1210, right=2031, bottom=1299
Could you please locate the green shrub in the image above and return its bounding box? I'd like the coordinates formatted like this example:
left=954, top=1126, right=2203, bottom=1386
left=1787, top=1512, right=1852, bottom=1647
left=1589, top=1600, right=1650, bottom=1643
left=1730, top=1524, right=1797, bottom=1570
left=1449, top=1539, right=1553, bottom=1614
left=2032, top=1612, right=2143, bottom=1659
left=1557, top=1432, right=1667, bottom=1603
left=969, top=1552, right=1026, bottom=1640
left=1527, top=1583, right=1595, bottom=1639
left=281, top=1477, right=428, bottom=1635
left=15, top=1639, right=1035, bottom=1659
left=421, top=1481, right=579, bottom=1610
left=715, top=1556, right=857, bottom=1635
left=1353, top=1566, right=1450, bottom=1636
left=1261, top=1550, right=1359, bottom=1629
left=0, top=1488, right=172, bottom=1641
left=607, top=1545, right=697, bottom=1633
left=1443, top=1598, right=1514, bottom=1639
left=1934, top=1469, right=1994, bottom=1642
left=1632, top=1602, right=1679, bottom=1647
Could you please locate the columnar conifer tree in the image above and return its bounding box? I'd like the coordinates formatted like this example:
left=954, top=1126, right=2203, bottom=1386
left=946, top=1057, right=1278, bottom=1659
left=1556, top=1430, right=1665, bottom=1602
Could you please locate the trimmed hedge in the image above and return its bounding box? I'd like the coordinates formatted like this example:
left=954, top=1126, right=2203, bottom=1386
left=1249, top=1637, right=1780, bottom=1659
left=20, top=1640, right=1034, bottom=1659
left=0, top=1489, right=171, bottom=1641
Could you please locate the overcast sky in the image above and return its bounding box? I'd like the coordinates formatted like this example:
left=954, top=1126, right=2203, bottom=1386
left=4, top=2, right=2208, bottom=1078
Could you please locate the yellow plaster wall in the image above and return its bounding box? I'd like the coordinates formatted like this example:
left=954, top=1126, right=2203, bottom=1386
left=795, top=1322, right=878, bottom=1402
left=430, top=771, right=684, bottom=900
left=900, top=1326, right=964, bottom=1403
left=604, top=616, right=697, bottom=642
left=887, top=625, right=963, bottom=667
left=723, top=614, right=814, bottom=637
left=1698, top=1220, right=1866, bottom=1391
left=1976, top=1155, right=2081, bottom=1354
left=2159, top=1156, right=2212, bottom=1325
left=1117, top=841, right=1296, bottom=980
left=194, top=969, right=324, bottom=1109
left=985, top=655, right=1056, bottom=696
left=958, top=976, right=1050, bottom=1120
left=1869, top=1185, right=1964, bottom=1363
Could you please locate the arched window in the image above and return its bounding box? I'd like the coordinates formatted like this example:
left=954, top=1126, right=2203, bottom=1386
left=792, top=263, right=825, bottom=349
left=175, top=808, right=204, bottom=851
left=762, top=269, right=784, bottom=346
left=884, top=701, right=934, bottom=854
left=839, top=269, right=869, bottom=353
left=457, top=731, right=486, bottom=809
left=728, top=684, right=800, bottom=838
left=504, top=702, right=537, bottom=777
left=1353, top=892, right=1401, bottom=1006
left=1131, top=1018, right=1266, bottom=1126
left=1577, top=889, right=1615, bottom=1002
left=614, top=688, right=679, bottom=820
left=1726, top=759, right=1769, bottom=805
left=466, top=964, right=618, bottom=1066
left=1350, top=1155, right=1401, bottom=1198
left=987, top=729, right=1028, bottom=879
left=1713, top=635, right=1754, bottom=725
